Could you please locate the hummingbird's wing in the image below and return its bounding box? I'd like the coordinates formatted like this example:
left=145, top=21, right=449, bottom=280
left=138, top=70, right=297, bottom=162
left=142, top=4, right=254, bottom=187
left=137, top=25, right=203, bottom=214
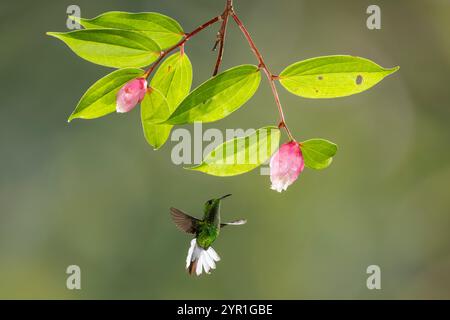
left=170, top=207, right=200, bottom=234
left=220, top=219, right=247, bottom=228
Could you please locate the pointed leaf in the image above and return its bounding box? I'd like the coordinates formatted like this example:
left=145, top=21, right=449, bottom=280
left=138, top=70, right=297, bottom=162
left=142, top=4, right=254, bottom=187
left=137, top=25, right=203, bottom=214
left=47, top=29, right=161, bottom=68
left=142, top=123, right=173, bottom=150
left=300, top=139, right=338, bottom=169
left=279, top=55, right=399, bottom=98
left=141, top=52, right=193, bottom=149
left=165, top=65, right=261, bottom=125
left=187, top=127, right=280, bottom=176
left=73, top=11, right=184, bottom=50
left=69, top=68, right=145, bottom=121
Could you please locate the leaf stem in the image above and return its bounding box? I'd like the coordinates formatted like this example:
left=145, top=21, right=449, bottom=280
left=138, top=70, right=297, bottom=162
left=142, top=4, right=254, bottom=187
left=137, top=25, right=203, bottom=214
left=212, top=0, right=233, bottom=76
left=144, top=15, right=221, bottom=79
left=230, top=11, right=295, bottom=141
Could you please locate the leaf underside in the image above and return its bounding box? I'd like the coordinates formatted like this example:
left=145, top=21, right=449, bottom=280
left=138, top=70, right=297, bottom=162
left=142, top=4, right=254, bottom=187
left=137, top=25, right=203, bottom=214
left=165, top=65, right=261, bottom=125
left=300, top=139, right=338, bottom=169
left=74, top=11, right=184, bottom=50
left=47, top=29, right=161, bottom=68
left=141, top=52, right=193, bottom=149
left=188, top=126, right=280, bottom=176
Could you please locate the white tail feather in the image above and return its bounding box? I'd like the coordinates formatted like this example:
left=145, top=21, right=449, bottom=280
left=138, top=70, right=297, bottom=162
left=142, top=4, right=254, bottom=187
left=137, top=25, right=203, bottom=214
left=186, top=239, right=220, bottom=276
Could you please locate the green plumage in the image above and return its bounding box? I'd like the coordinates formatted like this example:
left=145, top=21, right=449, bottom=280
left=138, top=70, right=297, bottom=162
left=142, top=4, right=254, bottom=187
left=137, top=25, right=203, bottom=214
left=196, top=197, right=222, bottom=249
left=196, top=222, right=220, bottom=249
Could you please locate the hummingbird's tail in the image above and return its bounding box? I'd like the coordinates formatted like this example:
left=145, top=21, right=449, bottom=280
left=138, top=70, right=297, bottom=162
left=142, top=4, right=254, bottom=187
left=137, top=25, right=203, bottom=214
left=185, top=239, right=220, bottom=276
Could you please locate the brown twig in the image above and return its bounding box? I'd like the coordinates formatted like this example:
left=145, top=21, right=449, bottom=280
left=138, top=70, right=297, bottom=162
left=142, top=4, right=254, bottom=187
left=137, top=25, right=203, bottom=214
left=144, top=15, right=221, bottom=79
left=212, top=0, right=233, bottom=76
left=230, top=11, right=295, bottom=141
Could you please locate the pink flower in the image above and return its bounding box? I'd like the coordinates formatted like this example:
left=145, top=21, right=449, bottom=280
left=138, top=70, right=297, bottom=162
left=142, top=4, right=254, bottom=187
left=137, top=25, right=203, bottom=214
left=270, top=141, right=304, bottom=192
left=116, top=78, right=147, bottom=113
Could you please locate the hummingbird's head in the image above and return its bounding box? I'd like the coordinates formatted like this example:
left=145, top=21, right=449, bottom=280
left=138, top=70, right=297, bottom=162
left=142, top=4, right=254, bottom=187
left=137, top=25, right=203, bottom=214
left=204, top=194, right=232, bottom=213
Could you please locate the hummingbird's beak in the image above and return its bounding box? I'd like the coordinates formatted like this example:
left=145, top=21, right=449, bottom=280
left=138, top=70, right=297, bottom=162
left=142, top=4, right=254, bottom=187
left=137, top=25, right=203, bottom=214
left=219, top=194, right=232, bottom=200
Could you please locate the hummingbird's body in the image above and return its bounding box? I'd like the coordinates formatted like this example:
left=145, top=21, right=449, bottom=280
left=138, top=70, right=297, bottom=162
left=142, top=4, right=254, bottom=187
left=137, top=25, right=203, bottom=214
left=195, top=196, right=222, bottom=249
left=195, top=221, right=220, bottom=249
left=170, top=194, right=246, bottom=276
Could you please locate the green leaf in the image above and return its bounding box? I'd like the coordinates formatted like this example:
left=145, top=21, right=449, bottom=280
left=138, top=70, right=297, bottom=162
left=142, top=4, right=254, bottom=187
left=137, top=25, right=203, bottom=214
left=72, top=11, right=184, bottom=50
left=141, top=123, right=173, bottom=151
left=165, top=65, right=261, bottom=125
left=47, top=29, right=161, bottom=68
left=151, top=52, right=193, bottom=109
left=141, top=88, right=170, bottom=124
left=141, top=89, right=173, bottom=149
left=300, top=139, right=338, bottom=170
left=187, top=127, right=280, bottom=176
left=279, top=55, right=399, bottom=98
left=68, top=68, right=145, bottom=121
left=141, top=52, right=193, bottom=149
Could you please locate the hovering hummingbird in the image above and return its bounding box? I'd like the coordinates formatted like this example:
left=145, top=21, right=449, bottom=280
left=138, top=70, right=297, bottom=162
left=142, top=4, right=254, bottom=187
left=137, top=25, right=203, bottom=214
left=170, top=194, right=247, bottom=276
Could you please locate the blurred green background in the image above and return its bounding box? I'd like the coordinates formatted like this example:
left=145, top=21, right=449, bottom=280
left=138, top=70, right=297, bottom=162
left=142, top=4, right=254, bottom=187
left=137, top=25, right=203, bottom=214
left=1, top=0, right=449, bottom=299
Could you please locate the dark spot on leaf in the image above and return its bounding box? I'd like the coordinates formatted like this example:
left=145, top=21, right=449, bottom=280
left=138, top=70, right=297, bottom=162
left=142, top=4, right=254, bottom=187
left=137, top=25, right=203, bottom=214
left=315, top=89, right=319, bottom=93
left=318, top=76, right=323, bottom=80
left=356, top=75, right=363, bottom=85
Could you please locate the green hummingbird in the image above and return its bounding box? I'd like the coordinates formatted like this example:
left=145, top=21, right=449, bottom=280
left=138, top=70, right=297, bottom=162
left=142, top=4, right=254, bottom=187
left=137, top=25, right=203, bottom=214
left=170, top=194, right=247, bottom=276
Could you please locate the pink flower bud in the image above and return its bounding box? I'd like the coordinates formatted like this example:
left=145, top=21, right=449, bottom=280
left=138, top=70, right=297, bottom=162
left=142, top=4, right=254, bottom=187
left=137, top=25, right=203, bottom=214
left=270, top=141, right=304, bottom=192
left=116, top=78, right=147, bottom=113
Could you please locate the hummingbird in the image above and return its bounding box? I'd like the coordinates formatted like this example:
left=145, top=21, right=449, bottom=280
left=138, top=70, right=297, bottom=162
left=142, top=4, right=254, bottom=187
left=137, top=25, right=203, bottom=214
left=170, top=194, right=247, bottom=276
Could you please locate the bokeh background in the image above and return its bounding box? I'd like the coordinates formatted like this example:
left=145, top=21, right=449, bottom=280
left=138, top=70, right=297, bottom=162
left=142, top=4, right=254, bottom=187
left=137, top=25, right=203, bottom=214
left=1, top=0, right=449, bottom=299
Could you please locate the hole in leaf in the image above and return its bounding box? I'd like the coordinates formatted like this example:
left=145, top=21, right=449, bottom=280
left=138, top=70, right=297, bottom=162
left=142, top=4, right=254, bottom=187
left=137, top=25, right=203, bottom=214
left=356, top=75, right=363, bottom=85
